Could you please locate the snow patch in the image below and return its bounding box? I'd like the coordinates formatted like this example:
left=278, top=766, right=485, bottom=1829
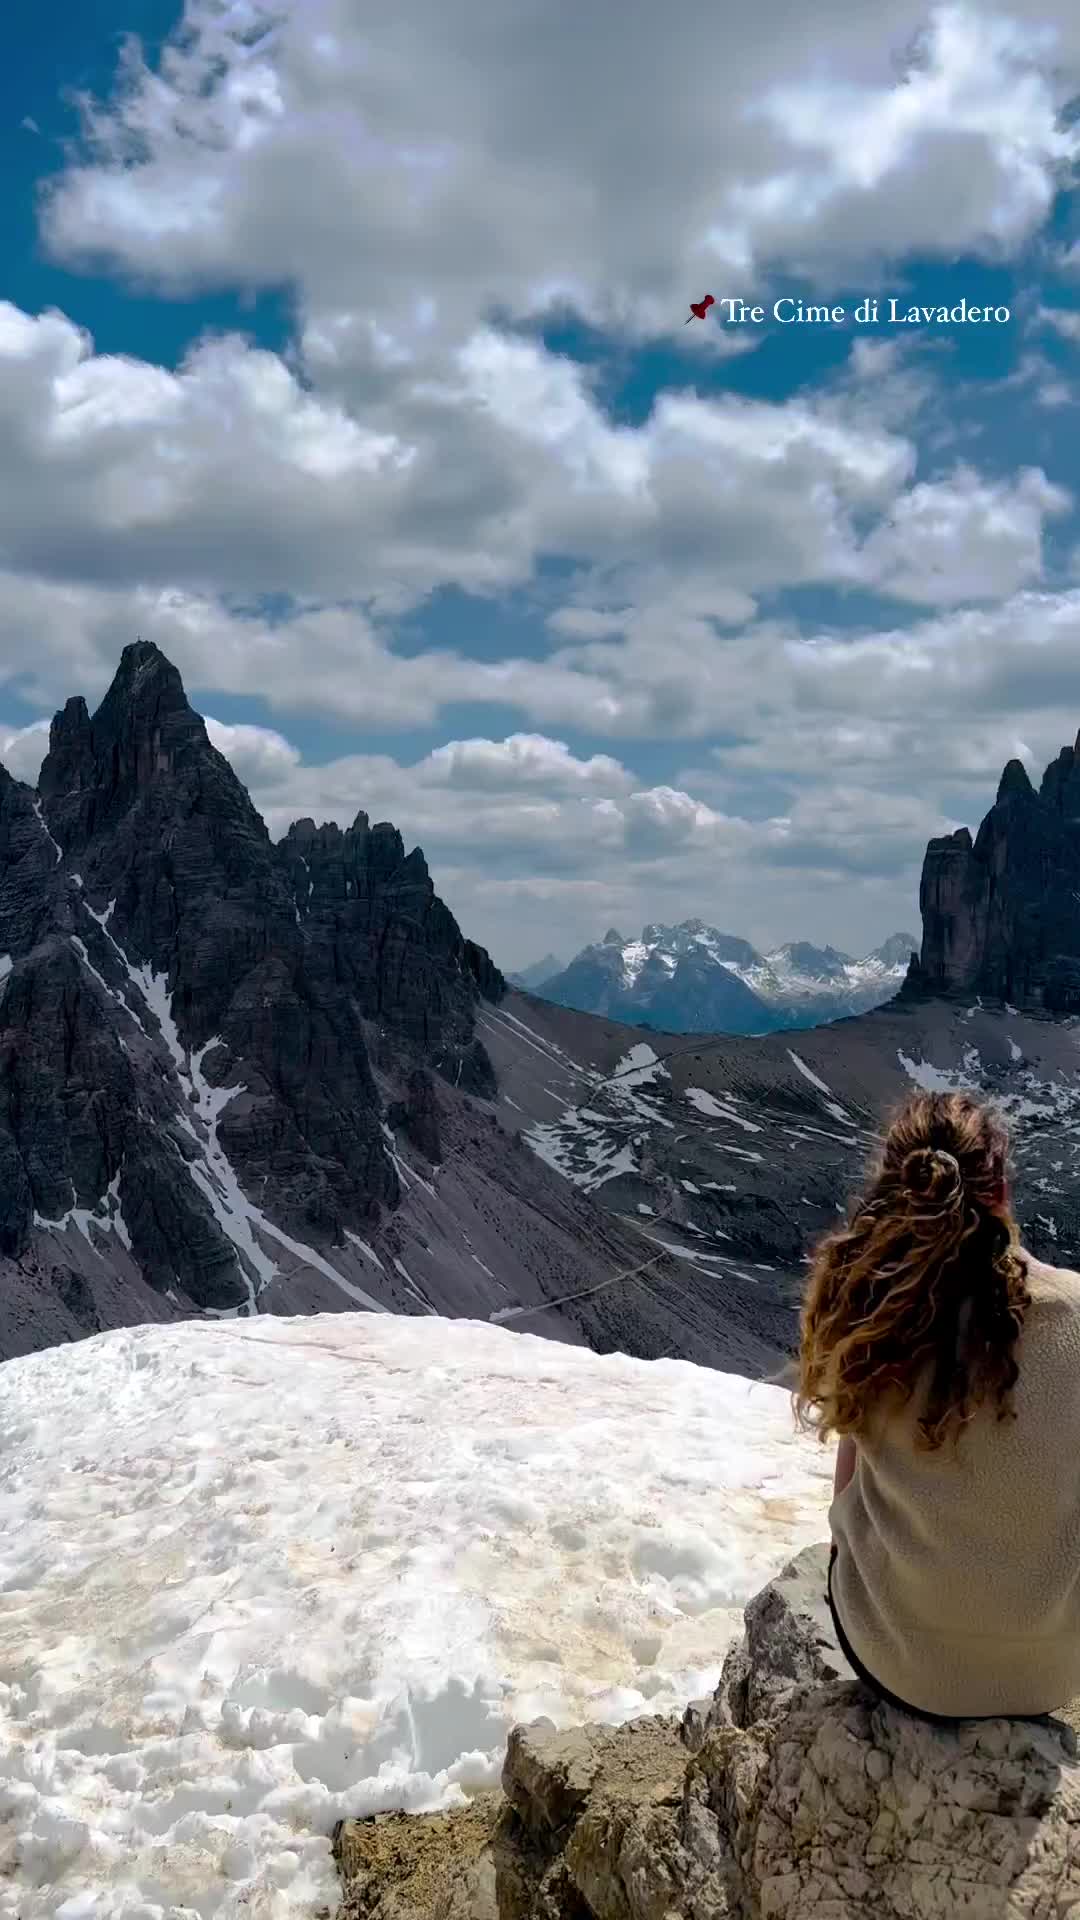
left=69, top=935, right=118, bottom=1004
left=344, top=1231, right=386, bottom=1273
left=786, top=1050, right=852, bottom=1124
left=32, top=797, right=62, bottom=865
left=684, top=1087, right=761, bottom=1134
left=393, top=1256, right=436, bottom=1312
left=526, top=1114, right=639, bottom=1191
left=612, top=1044, right=665, bottom=1088
left=786, top=1050, right=833, bottom=1097
left=105, top=1170, right=132, bottom=1252
left=897, top=1050, right=979, bottom=1093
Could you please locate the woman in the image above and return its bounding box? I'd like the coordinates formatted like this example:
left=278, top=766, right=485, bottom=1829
left=795, top=1088, right=1080, bottom=1724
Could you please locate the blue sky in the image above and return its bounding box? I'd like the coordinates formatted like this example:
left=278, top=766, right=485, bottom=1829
left=3, top=0, right=1080, bottom=967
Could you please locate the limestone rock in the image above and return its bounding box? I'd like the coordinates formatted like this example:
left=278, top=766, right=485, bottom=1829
left=684, top=1543, right=856, bottom=1744
left=335, top=1542, right=1080, bottom=1920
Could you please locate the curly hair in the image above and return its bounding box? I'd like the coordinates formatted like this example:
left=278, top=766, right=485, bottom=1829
left=794, top=1090, right=1031, bottom=1452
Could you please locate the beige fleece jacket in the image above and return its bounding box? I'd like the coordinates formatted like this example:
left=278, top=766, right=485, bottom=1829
left=829, top=1253, right=1080, bottom=1718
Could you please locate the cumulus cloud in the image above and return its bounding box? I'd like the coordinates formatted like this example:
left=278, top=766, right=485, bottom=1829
left=41, top=1, right=1080, bottom=327
left=857, top=465, right=1070, bottom=603
left=0, top=302, right=930, bottom=611
left=423, top=736, right=632, bottom=792
left=0, top=719, right=50, bottom=785
left=2, top=0, right=1079, bottom=960
left=0, top=292, right=1058, bottom=709
left=197, top=722, right=940, bottom=963
left=203, top=718, right=301, bottom=786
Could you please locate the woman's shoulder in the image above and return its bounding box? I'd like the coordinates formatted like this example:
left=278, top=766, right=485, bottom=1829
left=1021, top=1249, right=1080, bottom=1307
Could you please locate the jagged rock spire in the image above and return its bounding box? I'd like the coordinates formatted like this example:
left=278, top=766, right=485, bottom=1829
left=0, top=641, right=503, bottom=1324
left=996, top=758, right=1034, bottom=803
left=909, top=728, right=1080, bottom=1009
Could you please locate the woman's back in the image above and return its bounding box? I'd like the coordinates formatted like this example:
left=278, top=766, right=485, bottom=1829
left=831, top=1254, right=1080, bottom=1717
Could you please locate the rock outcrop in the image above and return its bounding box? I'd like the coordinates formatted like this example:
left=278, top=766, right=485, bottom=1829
left=335, top=1542, right=1080, bottom=1920
left=906, top=731, right=1080, bottom=1009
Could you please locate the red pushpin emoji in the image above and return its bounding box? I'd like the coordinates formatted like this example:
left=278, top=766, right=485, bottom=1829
left=684, top=294, right=715, bottom=324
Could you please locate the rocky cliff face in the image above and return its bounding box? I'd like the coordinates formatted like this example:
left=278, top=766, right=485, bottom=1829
left=335, top=1543, right=1080, bottom=1920
left=907, top=734, right=1080, bottom=1010
left=0, top=641, right=504, bottom=1332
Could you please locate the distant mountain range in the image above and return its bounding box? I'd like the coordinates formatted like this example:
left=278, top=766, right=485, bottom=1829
left=516, top=921, right=918, bottom=1033
left=508, top=952, right=565, bottom=991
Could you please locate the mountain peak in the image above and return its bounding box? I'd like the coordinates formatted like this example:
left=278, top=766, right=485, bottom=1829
left=38, top=639, right=215, bottom=825
left=95, top=639, right=203, bottom=738
left=872, top=931, right=919, bottom=967
left=116, top=637, right=184, bottom=688
left=997, top=758, right=1034, bottom=803
left=0, top=642, right=505, bottom=1340
left=913, top=725, right=1080, bottom=1008
left=602, top=927, right=625, bottom=946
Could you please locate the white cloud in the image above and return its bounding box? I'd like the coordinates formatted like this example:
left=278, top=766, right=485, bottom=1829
left=0, top=294, right=1053, bottom=684
left=3, top=0, right=1080, bottom=963
left=1036, top=305, right=1080, bottom=341
left=732, top=7, right=1079, bottom=270
left=203, top=718, right=301, bottom=786
left=0, top=719, right=50, bottom=785
left=423, top=736, right=632, bottom=792
left=857, top=464, right=1070, bottom=603
left=197, top=725, right=940, bottom=964
left=41, top=1, right=1080, bottom=326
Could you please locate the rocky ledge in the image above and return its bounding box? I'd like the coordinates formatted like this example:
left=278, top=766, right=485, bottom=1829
left=334, top=1543, right=1080, bottom=1919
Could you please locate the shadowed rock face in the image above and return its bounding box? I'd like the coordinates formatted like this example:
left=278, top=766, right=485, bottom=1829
left=907, top=735, right=1080, bottom=1010
left=277, top=813, right=499, bottom=1092
left=0, top=641, right=503, bottom=1319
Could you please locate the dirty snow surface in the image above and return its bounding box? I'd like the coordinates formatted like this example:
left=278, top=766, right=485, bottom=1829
left=0, top=1314, right=832, bottom=1919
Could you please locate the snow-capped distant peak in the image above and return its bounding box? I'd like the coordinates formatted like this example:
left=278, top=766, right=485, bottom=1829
left=527, top=924, right=916, bottom=1037
left=621, top=940, right=650, bottom=987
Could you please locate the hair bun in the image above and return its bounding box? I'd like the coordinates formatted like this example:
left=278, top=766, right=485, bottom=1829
left=901, top=1145, right=962, bottom=1206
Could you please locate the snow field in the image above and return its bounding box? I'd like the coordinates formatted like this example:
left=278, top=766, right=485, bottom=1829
left=0, top=1314, right=833, bottom=1918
